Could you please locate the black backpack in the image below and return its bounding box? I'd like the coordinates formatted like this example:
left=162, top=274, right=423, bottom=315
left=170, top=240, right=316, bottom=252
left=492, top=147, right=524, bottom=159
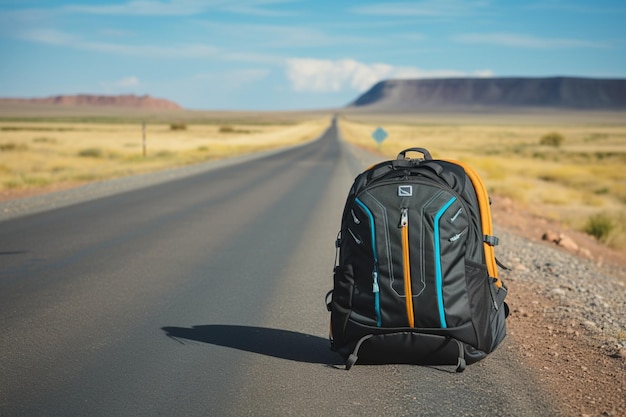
left=326, top=148, right=508, bottom=371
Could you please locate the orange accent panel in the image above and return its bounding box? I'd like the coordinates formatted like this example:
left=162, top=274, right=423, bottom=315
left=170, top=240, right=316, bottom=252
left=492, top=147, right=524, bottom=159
left=444, top=159, right=502, bottom=288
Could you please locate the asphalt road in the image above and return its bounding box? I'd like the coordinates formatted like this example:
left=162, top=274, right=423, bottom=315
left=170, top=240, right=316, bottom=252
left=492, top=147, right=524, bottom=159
left=0, top=119, right=559, bottom=416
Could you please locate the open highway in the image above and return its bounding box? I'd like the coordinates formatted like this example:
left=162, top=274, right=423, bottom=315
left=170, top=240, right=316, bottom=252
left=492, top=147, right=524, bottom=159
left=0, top=119, right=558, bottom=416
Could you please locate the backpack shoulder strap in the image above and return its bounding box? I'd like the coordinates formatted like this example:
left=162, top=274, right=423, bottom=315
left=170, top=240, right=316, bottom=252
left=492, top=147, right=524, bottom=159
left=443, top=159, right=502, bottom=288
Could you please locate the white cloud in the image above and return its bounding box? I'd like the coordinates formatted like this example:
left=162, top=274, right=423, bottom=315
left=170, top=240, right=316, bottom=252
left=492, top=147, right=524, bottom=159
left=100, top=76, right=140, bottom=94
left=352, top=0, right=489, bottom=17
left=526, top=3, right=626, bottom=14
left=194, top=69, right=270, bottom=87
left=14, top=27, right=222, bottom=58
left=13, top=26, right=287, bottom=63
left=63, top=0, right=216, bottom=16
left=285, top=58, right=492, bottom=93
left=62, top=0, right=296, bottom=17
left=286, top=59, right=392, bottom=92
left=220, top=1, right=299, bottom=17
left=453, top=33, right=610, bottom=49
left=115, top=76, right=140, bottom=87
left=83, top=42, right=220, bottom=58
left=17, top=28, right=78, bottom=45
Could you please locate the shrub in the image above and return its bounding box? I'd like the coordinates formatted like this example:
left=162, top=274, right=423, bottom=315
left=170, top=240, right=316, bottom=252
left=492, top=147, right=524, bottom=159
left=0, top=142, right=28, bottom=151
left=155, top=150, right=174, bottom=158
left=584, top=213, right=614, bottom=241
left=78, top=148, right=104, bottom=158
left=218, top=125, right=252, bottom=134
left=170, top=123, right=187, bottom=131
left=23, top=176, right=51, bottom=186
left=32, top=137, right=57, bottom=143
left=540, top=132, right=565, bottom=147
left=3, top=180, right=21, bottom=189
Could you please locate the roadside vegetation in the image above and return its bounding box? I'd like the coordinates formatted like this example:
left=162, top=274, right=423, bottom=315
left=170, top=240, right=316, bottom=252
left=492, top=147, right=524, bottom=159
left=2, top=109, right=625, bottom=251
left=0, top=118, right=327, bottom=196
left=338, top=114, right=626, bottom=250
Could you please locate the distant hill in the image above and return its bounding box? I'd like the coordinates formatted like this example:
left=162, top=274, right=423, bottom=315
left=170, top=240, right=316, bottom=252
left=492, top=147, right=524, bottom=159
left=1, top=94, right=181, bottom=110
left=348, top=77, right=626, bottom=110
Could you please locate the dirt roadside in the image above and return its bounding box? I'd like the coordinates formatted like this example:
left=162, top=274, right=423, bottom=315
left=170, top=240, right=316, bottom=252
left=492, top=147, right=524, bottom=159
left=491, top=195, right=626, bottom=417
left=491, top=195, right=626, bottom=279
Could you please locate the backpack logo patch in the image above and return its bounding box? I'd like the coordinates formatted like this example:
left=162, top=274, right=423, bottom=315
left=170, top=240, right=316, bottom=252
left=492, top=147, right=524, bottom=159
left=398, top=185, right=413, bottom=197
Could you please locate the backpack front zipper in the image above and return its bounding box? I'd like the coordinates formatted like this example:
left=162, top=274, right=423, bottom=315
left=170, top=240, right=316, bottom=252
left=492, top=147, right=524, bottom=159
left=401, top=197, right=457, bottom=329
left=356, top=188, right=462, bottom=330
left=355, top=197, right=382, bottom=327
left=399, top=208, right=415, bottom=327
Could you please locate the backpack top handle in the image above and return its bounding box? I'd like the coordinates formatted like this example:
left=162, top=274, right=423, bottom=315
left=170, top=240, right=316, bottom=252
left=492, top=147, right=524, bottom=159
left=397, top=148, right=433, bottom=160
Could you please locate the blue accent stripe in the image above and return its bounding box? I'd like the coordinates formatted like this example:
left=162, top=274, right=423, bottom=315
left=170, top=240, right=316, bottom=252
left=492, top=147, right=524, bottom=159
left=355, top=197, right=382, bottom=327
left=434, top=197, right=457, bottom=329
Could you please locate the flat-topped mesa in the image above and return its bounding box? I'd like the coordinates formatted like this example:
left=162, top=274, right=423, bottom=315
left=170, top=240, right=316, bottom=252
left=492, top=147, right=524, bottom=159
left=3, top=94, right=181, bottom=110
left=349, top=77, right=626, bottom=110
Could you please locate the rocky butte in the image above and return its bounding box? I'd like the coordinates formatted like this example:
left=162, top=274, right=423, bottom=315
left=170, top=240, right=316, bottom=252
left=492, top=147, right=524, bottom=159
left=349, top=77, right=626, bottom=111
left=2, top=94, right=181, bottom=110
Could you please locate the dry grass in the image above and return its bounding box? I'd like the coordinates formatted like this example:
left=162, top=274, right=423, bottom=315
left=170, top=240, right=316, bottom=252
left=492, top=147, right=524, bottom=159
left=3, top=106, right=625, bottom=249
left=0, top=118, right=329, bottom=193
left=337, top=112, right=626, bottom=250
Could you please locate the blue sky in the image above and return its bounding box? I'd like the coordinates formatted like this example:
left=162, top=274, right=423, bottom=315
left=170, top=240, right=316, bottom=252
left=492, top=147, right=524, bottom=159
left=1, top=0, right=625, bottom=110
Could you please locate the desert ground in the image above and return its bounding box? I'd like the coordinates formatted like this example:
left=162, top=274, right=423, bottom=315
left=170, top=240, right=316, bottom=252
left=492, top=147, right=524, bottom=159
left=2, top=105, right=624, bottom=252
left=0, top=105, right=329, bottom=199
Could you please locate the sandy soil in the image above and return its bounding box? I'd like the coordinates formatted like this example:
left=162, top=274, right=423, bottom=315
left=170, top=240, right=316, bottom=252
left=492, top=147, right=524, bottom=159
left=0, top=182, right=87, bottom=202
left=491, top=195, right=626, bottom=278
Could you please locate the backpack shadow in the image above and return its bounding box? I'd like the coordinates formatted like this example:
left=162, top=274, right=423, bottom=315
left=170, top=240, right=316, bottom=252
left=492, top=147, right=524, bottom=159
left=161, top=324, right=342, bottom=366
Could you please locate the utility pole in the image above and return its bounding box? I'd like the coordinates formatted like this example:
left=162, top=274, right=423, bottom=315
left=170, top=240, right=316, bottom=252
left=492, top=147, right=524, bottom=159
left=142, top=121, right=146, bottom=157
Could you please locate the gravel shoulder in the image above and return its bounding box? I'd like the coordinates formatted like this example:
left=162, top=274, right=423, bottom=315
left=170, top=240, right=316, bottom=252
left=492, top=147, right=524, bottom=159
left=347, top=142, right=626, bottom=416
left=492, top=197, right=626, bottom=417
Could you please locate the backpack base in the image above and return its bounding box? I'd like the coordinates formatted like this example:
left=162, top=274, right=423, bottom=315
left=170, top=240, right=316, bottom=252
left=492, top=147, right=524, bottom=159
left=334, top=331, right=488, bottom=372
